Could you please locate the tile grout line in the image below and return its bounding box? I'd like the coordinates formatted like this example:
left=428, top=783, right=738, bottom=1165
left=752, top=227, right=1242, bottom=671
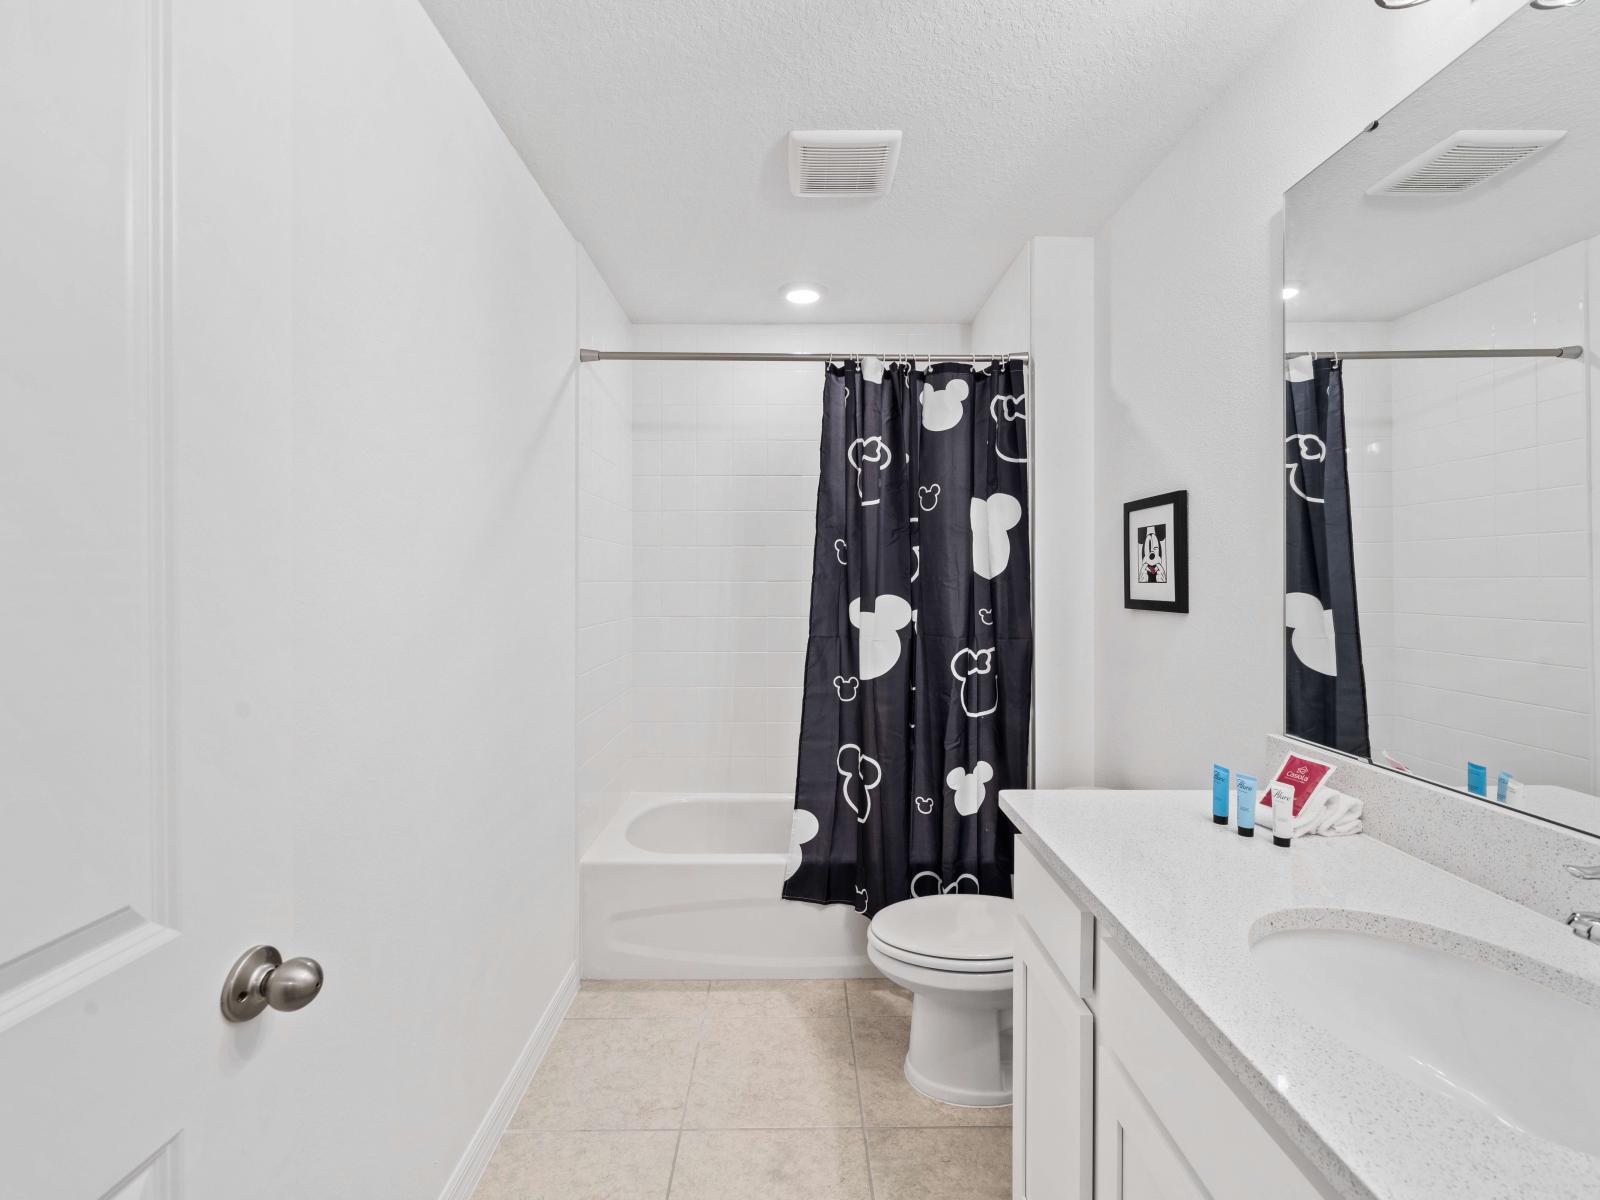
left=663, top=1000, right=709, bottom=1199
left=521, top=1123, right=1004, bottom=1133
left=844, top=982, right=878, bottom=1200
left=663, top=1128, right=683, bottom=1200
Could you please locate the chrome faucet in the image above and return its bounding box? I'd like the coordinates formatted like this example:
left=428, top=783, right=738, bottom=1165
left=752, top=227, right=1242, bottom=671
left=1564, top=864, right=1600, bottom=941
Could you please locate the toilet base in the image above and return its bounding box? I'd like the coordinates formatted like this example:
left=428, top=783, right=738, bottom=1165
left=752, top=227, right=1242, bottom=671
left=902, top=990, right=1013, bottom=1107
left=867, top=939, right=1013, bottom=1107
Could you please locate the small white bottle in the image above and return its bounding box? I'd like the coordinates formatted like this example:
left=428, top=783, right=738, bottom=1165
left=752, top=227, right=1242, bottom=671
left=1270, top=782, right=1295, bottom=849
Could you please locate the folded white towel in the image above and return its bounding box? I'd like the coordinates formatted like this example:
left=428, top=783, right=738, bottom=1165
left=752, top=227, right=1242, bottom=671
left=1258, top=787, right=1362, bottom=837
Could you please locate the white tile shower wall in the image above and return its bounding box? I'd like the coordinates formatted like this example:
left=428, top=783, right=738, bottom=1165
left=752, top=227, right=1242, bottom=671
left=577, top=249, right=634, bottom=853
left=630, top=324, right=969, bottom=793
left=1348, top=243, right=1593, bottom=792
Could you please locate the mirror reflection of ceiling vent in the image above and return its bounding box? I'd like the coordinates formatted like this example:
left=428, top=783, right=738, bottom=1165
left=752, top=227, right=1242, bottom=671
left=788, top=130, right=902, bottom=197
left=1368, top=130, right=1566, bottom=196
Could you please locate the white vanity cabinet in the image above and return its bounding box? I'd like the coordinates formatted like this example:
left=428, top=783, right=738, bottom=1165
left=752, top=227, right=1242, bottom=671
left=1013, top=919, right=1094, bottom=1200
left=1095, top=1048, right=1210, bottom=1200
left=1013, top=839, right=1328, bottom=1200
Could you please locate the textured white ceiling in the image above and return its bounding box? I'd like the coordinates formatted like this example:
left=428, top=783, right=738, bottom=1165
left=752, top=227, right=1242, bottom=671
left=1288, top=3, right=1600, bottom=323
left=419, top=0, right=1313, bottom=324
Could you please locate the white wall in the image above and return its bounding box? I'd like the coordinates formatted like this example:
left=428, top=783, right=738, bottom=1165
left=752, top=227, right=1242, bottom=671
left=286, top=4, right=582, bottom=1195
left=973, top=238, right=1098, bottom=786
left=972, top=248, right=1031, bottom=351
left=1094, top=0, right=1525, bottom=786
left=577, top=251, right=635, bottom=853
left=629, top=324, right=967, bottom=794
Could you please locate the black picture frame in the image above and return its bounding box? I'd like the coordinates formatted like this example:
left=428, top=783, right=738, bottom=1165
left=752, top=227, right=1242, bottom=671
left=1123, top=490, right=1188, bottom=613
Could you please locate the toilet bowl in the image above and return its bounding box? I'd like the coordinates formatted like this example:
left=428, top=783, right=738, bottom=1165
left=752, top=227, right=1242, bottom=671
left=866, top=893, right=1014, bottom=1107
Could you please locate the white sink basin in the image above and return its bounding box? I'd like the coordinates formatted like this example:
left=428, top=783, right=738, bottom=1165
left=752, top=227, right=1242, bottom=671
left=1251, top=923, right=1600, bottom=1157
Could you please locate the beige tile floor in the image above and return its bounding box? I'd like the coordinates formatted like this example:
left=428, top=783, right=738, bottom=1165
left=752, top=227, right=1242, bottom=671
left=473, top=978, right=1011, bottom=1200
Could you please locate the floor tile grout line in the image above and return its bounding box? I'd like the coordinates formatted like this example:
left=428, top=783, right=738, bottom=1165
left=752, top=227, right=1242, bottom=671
left=663, top=1129, right=684, bottom=1200
left=844, top=982, right=878, bottom=1200
left=514, top=1123, right=1008, bottom=1133
left=663, top=1010, right=706, bottom=1197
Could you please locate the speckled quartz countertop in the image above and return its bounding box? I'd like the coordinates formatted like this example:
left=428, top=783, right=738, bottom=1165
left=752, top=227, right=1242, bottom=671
left=1000, top=789, right=1600, bottom=1200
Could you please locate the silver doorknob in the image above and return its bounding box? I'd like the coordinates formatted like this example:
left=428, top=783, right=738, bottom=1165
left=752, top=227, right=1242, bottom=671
left=221, top=945, right=325, bottom=1022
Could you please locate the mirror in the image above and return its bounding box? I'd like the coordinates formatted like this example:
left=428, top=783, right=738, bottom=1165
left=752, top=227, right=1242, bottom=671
left=1283, top=2, right=1600, bottom=836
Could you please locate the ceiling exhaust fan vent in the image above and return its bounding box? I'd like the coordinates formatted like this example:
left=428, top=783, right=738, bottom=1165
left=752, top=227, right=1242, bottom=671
left=788, top=130, right=902, bottom=197
left=1367, top=130, right=1566, bottom=196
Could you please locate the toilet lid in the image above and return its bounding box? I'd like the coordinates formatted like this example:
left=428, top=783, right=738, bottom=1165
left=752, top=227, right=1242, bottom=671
left=869, top=894, right=1014, bottom=963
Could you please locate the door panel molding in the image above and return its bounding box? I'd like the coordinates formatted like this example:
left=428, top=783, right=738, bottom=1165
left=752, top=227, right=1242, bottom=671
left=98, top=1135, right=179, bottom=1200
left=0, top=0, right=179, bottom=1024
left=0, top=908, right=176, bottom=1032
left=141, top=0, right=177, bottom=932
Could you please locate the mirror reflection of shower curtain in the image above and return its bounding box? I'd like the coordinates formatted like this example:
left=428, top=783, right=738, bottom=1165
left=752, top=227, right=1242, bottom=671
left=1284, top=356, right=1370, bottom=758
left=783, top=358, right=1032, bottom=919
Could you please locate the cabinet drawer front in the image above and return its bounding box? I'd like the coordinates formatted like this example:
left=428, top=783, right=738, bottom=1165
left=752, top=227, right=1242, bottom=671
left=1015, top=920, right=1094, bottom=1200
left=1098, top=939, right=1326, bottom=1200
left=1015, top=836, right=1095, bottom=998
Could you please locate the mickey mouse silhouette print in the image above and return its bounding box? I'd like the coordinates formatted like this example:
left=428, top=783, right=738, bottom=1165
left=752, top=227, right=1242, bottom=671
left=848, top=595, right=912, bottom=680
left=837, top=744, right=882, bottom=824
left=1138, top=523, right=1168, bottom=584
left=949, top=647, right=998, bottom=718
left=989, top=393, right=1028, bottom=464
left=847, top=436, right=891, bottom=507
left=946, top=761, right=994, bottom=816
left=970, top=493, right=1022, bottom=580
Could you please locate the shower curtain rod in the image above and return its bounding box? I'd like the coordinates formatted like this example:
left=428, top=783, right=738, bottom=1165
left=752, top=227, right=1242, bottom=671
left=1284, top=345, right=1583, bottom=362
left=579, top=349, right=1029, bottom=364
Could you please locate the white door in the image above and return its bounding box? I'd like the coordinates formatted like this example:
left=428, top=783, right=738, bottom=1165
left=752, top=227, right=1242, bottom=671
left=0, top=4, right=303, bottom=1196
left=1013, top=920, right=1095, bottom=1200
left=1095, top=1048, right=1212, bottom=1200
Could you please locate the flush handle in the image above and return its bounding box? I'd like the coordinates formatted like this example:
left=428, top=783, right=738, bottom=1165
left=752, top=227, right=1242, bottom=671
left=221, top=945, right=324, bottom=1022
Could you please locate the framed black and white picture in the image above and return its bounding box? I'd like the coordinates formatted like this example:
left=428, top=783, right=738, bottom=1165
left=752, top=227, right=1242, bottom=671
left=1124, top=490, right=1188, bottom=613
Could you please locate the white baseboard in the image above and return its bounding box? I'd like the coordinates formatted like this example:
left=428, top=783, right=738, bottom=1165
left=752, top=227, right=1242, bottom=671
left=438, top=961, right=578, bottom=1200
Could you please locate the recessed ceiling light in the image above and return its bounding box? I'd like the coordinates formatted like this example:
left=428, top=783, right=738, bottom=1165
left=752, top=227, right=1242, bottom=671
left=784, top=286, right=822, bottom=305
left=1282, top=285, right=1301, bottom=301
left=1531, top=0, right=1585, bottom=9
left=1373, top=0, right=1432, bottom=8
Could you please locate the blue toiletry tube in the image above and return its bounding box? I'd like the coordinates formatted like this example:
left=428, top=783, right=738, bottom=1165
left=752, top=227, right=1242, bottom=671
left=1212, top=764, right=1230, bottom=825
left=1235, top=774, right=1257, bottom=837
left=1467, top=762, right=1487, bottom=798
left=1496, top=771, right=1512, bottom=804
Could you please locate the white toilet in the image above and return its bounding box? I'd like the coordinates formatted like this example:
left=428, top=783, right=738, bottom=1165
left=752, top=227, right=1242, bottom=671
left=866, top=893, right=1014, bottom=1107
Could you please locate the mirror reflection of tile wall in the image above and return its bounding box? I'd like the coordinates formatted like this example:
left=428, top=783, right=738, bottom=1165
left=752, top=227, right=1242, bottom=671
left=1290, top=244, right=1592, bottom=797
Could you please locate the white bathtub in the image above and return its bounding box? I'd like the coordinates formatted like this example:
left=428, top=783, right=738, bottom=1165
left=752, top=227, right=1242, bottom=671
left=580, top=792, right=871, bottom=979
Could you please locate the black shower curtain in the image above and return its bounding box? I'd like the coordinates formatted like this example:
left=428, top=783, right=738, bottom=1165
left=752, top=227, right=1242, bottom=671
left=783, top=358, right=1032, bottom=918
left=1284, top=357, right=1369, bottom=757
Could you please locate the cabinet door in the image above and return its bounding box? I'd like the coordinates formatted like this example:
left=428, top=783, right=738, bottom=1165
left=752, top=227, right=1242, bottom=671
left=1014, top=919, right=1094, bottom=1200
left=1095, top=1047, right=1211, bottom=1200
